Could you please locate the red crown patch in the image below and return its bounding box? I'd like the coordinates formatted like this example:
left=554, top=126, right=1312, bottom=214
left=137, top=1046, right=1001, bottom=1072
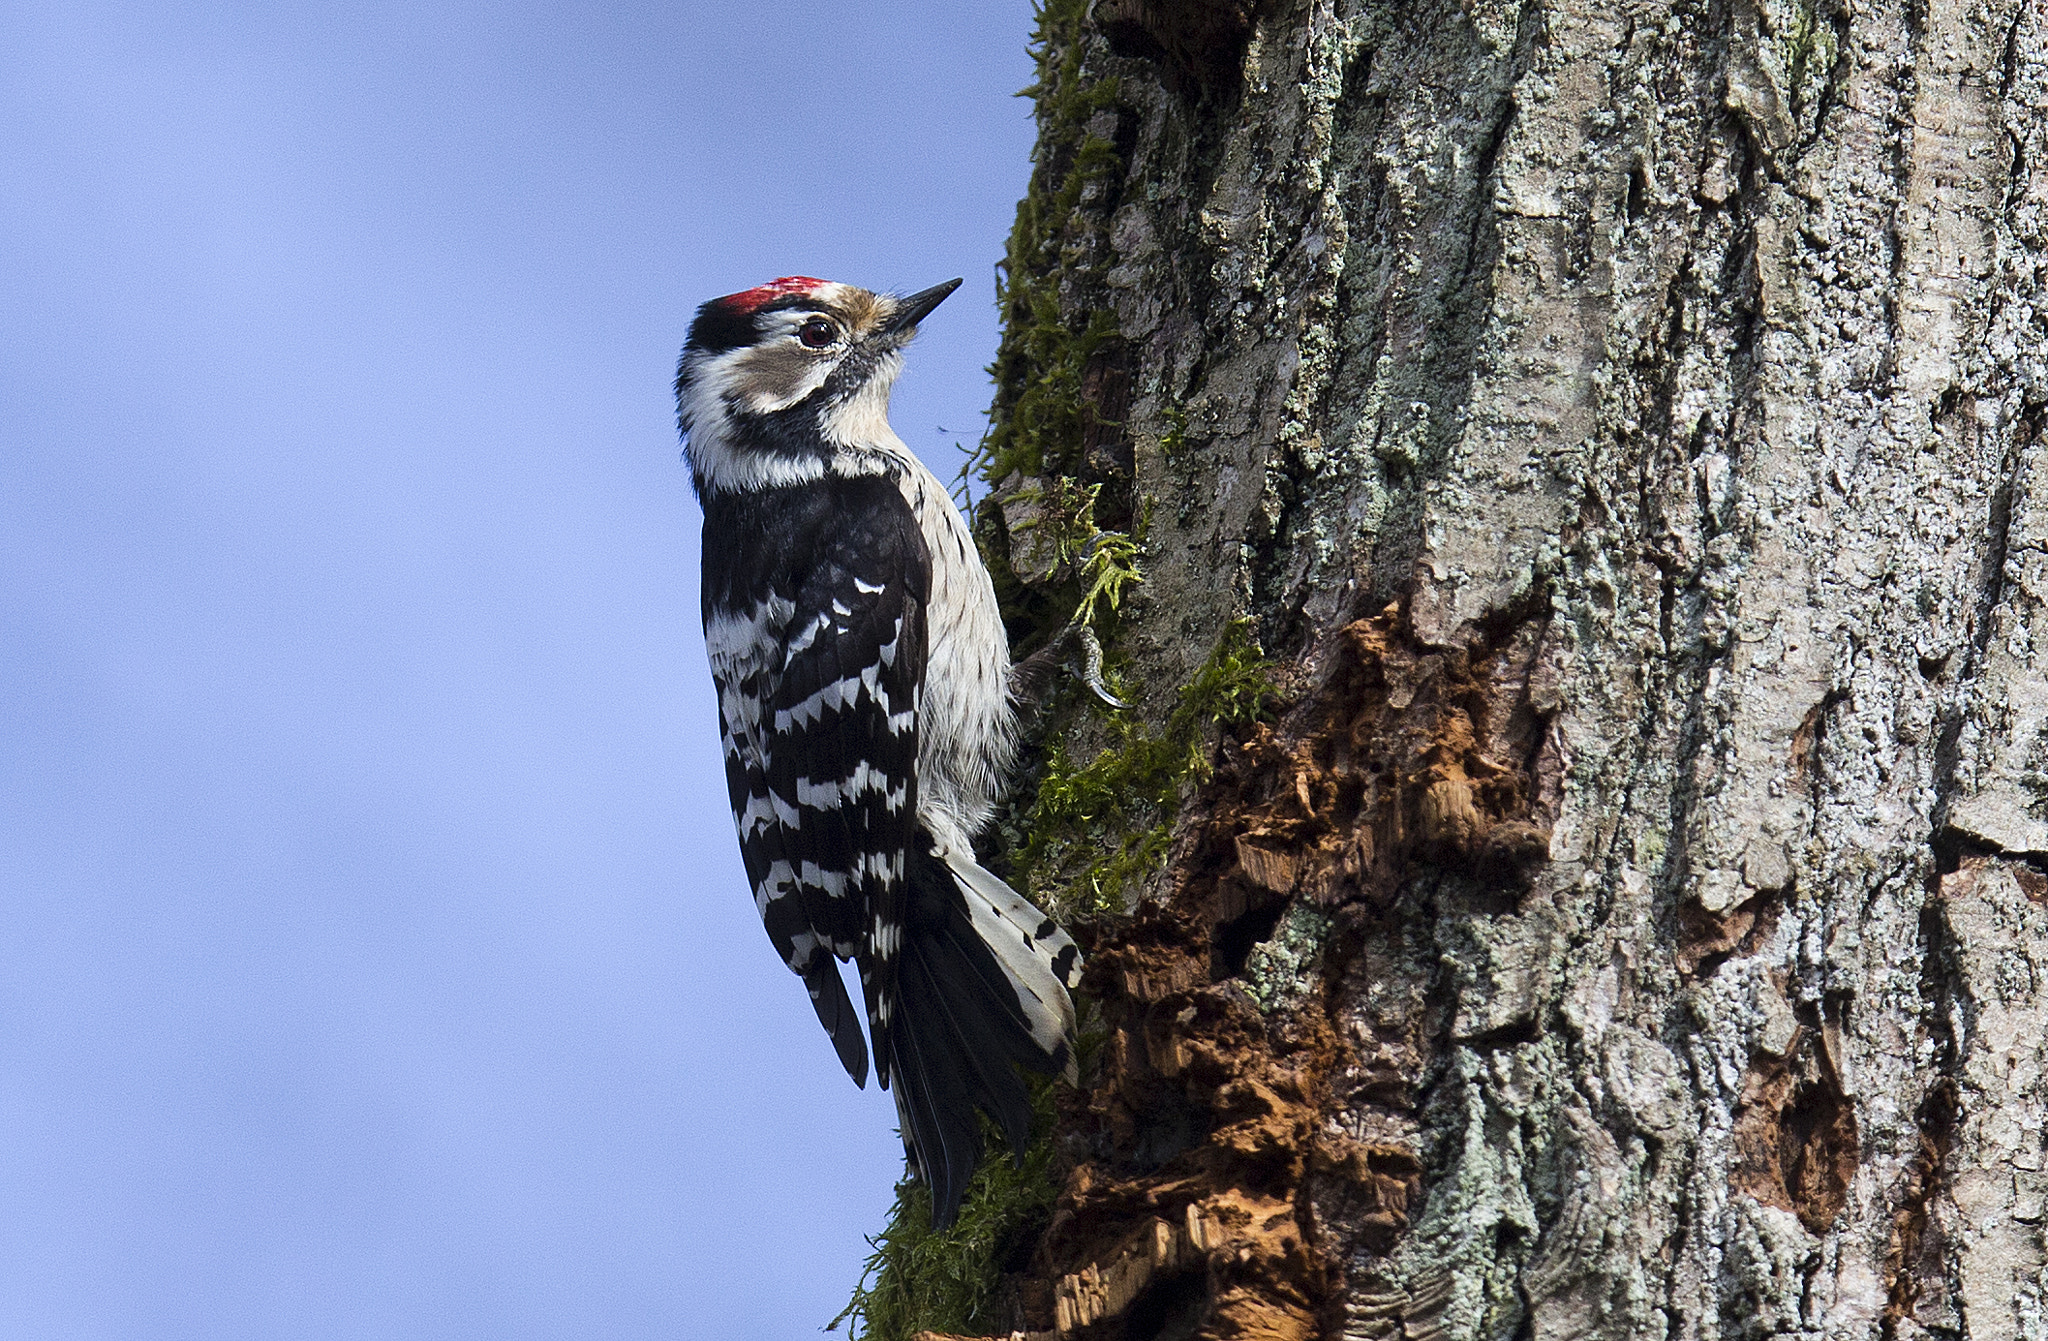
left=717, top=276, right=828, bottom=314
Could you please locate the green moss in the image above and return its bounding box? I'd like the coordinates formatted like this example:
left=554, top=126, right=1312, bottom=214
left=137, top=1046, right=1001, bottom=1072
left=979, top=0, right=1128, bottom=513
left=1157, top=404, right=1189, bottom=460
left=830, top=1082, right=1060, bottom=1341
left=967, top=0, right=1141, bottom=667
left=1005, top=475, right=1144, bottom=629
left=1017, top=619, right=1275, bottom=919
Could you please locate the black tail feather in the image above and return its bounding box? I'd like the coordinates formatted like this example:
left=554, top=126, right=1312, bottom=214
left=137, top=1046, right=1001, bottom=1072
left=918, top=922, right=1036, bottom=1149
left=881, top=845, right=1067, bottom=1230
left=804, top=956, right=868, bottom=1087
left=891, top=942, right=1001, bottom=1224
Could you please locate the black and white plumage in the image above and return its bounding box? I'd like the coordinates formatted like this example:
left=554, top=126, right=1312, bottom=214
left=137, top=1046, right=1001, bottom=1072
left=677, top=275, right=1081, bottom=1227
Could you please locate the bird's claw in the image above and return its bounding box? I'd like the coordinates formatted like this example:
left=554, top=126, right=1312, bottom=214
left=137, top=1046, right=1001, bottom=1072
left=1073, top=624, right=1127, bottom=710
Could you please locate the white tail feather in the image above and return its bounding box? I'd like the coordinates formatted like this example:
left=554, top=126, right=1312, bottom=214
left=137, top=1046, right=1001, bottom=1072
left=938, top=844, right=1081, bottom=1082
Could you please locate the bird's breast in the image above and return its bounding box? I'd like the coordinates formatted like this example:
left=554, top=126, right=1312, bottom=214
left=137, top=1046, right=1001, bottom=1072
left=889, top=459, right=1014, bottom=854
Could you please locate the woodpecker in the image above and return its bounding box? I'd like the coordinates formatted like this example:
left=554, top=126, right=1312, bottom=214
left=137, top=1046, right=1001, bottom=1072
left=677, top=275, right=1081, bottom=1228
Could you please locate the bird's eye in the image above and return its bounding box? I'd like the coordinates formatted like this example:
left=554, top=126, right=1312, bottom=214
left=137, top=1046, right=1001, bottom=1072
left=797, top=317, right=838, bottom=349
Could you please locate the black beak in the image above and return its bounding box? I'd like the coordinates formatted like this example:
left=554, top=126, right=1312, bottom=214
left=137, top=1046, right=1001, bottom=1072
left=883, top=278, right=963, bottom=335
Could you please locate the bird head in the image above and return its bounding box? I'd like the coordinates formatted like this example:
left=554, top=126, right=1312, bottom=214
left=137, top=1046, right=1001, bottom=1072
left=676, top=276, right=961, bottom=494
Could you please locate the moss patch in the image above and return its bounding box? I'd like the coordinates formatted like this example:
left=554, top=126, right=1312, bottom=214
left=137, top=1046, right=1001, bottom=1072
left=981, top=0, right=1125, bottom=488
left=1017, top=619, right=1275, bottom=920
left=1004, top=474, right=1145, bottom=629
left=830, top=1080, right=1060, bottom=1341
left=971, top=0, right=1135, bottom=658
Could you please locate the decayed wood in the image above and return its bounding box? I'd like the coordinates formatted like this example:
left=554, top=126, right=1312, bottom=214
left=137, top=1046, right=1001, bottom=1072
left=968, top=0, right=2048, bottom=1335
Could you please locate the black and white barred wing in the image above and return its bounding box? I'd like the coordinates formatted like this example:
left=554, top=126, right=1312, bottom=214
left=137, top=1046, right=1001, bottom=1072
left=705, top=508, right=927, bottom=1089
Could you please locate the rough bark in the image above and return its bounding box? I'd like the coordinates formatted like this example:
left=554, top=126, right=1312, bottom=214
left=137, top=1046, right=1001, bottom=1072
left=924, top=0, right=2048, bottom=1336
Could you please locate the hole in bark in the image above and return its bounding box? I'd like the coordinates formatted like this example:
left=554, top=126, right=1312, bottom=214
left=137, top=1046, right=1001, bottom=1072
left=1930, top=384, right=1964, bottom=426
left=1729, top=1011, right=1859, bottom=1234
left=1460, top=1016, right=1541, bottom=1051
left=1098, top=15, right=1171, bottom=64
left=1119, top=1266, right=1206, bottom=1340
left=1779, top=1073, right=1856, bottom=1231
left=1123, top=1086, right=1212, bottom=1172
left=1093, top=0, right=1262, bottom=106
left=1626, top=158, right=1650, bottom=220
left=1885, top=1079, right=1958, bottom=1329
left=1691, top=948, right=1736, bottom=979
left=1928, top=828, right=1986, bottom=876
left=1214, top=900, right=1287, bottom=977
left=1687, top=410, right=1714, bottom=458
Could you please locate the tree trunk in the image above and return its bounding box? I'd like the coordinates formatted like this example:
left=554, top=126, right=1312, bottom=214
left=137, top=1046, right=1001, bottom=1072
left=873, top=0, right=2048, bottom=1336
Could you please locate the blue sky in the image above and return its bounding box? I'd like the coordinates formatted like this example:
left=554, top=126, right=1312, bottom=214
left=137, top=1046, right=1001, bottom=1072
left=0, top=3, right=1036, bottom=1336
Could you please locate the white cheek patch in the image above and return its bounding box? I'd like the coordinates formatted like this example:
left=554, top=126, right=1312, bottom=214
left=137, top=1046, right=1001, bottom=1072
left=680, top=346, right=832, bottom=492
left=677, top=349, right=737, bottom=441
